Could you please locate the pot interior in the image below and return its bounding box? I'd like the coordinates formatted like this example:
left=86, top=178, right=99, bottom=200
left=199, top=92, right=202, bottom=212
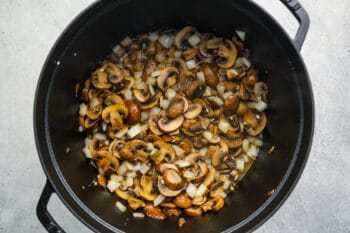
left=41, top=0, right=311, bottom=232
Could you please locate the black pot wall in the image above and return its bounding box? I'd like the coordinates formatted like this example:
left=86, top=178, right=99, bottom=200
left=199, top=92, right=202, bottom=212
left=35, top=0, right=314, bottom=232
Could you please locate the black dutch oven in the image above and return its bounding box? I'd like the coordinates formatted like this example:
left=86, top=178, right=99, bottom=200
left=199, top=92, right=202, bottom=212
left=34, top=0, right=314, bottom=232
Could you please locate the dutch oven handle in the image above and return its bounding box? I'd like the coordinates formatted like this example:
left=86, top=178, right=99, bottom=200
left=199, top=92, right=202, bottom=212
left=280, top=0, right=310, bottom=51
left=37, top=180, right=65, bottom=233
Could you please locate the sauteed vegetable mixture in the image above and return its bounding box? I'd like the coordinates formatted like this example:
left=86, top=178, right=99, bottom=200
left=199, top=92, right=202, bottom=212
left=77, top=26, right=268, bottom=223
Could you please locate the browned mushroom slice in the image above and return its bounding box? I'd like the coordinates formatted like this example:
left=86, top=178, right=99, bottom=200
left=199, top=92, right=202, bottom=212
left=141, top=91, right=161, bottom=110
left=203, top=165, right=216, bottom=187
left=142, top=57, right=158, bottom=80
left=157, top=163, right=180, bottom=173
left=223, top=94, right=240, bottom=115
left=174, top=59, right=189, bottom=85
left=133, top=88, right=150, bottom=103
left=108, top=139, right=124, bottom=158
left=148, top=115, right=163, bottom=135
left=158, top=115, right=184, bottom=133
left=124, top=100, right=141, bottom=125
left=144, top=202, right=166, bottom=220
left=254, top=81, right=268, bottom=101
left=193, top=162, right=209, bottom=182
left=184, top=207, right=203, bottom=217
left=105, top=63, right=124, bottom=84
left=200, top=63, right=218, bottom=86
left=94, top=150, right=120, bottom=172
left=86, top=105, right=102, bottom=120
left=115, top=188, right=132, bottom=200
left=183, top=153, right=204, bottom=164
left=157, top=67, right=179, bottom=91
left=227, top=115, right=240, bottom=132
left=237, top=101, right=248, bottom=116
left=151, top=141, right=176, bottom=164
left=128, top=197, right=146, bottom=210
left=217, top=40, right=237, bottom=68
left=246, top=112, right=267, bottom=136
left=206, top=37, right=223, bottom=49
left=158, top=176, right=183, bottom=197
left=175, top=26, right=197, bottom=49
left=104, top=94, right=124, bottom=106
left=91, top=72, right=111, bottom=89
left=243, top=110, right=259, bottom=129
left=173, top=194, right=192, bottom=208
left=185, top=80, right=206, bottom=99
left=210, top=147, right=227, bottom=167
left=184, top=103, right=202, bottom=119
left=183, top=49, right=198, bottom=61
left=84, top=117, right=98, bottom=130
left=163, top=168, right=184, bottom=190
left=102, top=104, right=128, bottom=130
left=166, top=98, right=187, bottom=118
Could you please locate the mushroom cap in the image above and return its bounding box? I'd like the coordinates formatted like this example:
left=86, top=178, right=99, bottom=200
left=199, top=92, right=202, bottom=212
left=246, top=112, right=267, bottom=136
left=166, top=98, right=186, bottom=118
left=175, top=26, right=196, bottom=49
left=223, top=94, right=240, bottom=115
left=158, top=176, right=183, bottom=197
left=173, top=194, right=192, bottom=208
left=124, top=100, right=141, bottom=125
left=163, top=168, right=184, bottom=190
left=158, top=115, right=184, bottom=133
left=217, top=40, right=237, bottom=68
left=102, top=104, right=128, bottom=123
left=200, top=63, right=218, bottom=86
left=185, top=80, right=206, bottom=99
left=157, top=67, right=179, bottom=91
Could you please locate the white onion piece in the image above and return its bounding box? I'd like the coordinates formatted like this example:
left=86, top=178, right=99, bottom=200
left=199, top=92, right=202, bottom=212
left=217, top=85, right=225, bottom=96
left=242, top=57, right=251, bottom=68
left=126, top=176, right=134, bottom=187
left=134, top=71, right=143, bottom=80
left=116, top=201, right=127, bottom=212
left=174, top=50, right=182, bottom=58
left=220, top=192, right=227, bottom=199
left=79, top=103, right=87, bottom=116
left=141, top=111, right=150, bottom=122
left=151, top=70, right=161, bottom=78
left=188, top=34, right=201, bottom=46
left=186, top=183, right=197, bottom=198
left=218, top=119, right=230, bottom=133
left=243, top=154, right=250, bottom=162
left=133, top=212, right=145, bottom=218
left=203, top=86, right=211, bottom=97
left=172, top=144, right=185, bottom=156
left=195, top=184, right=208, bottom=197
left=117, top=163, right=128, bottom=175
left=183, top=170, right=195, bottom=181
left=127, top=124, right=141, bottom=138
left=203, top=131, right=213, bottom=141
left=160, top=97, right=170, bottom=109
left=242, top=139, right=250, bottom=153
left=226, top=68, right=239, bottom=78
left=223, top=181, right=231, bottom=190
left=112, top=44, right=125, bottom=57
left=110, top=174, right=123, bottom=182
left=146, top=76, right=157, bottom=85
left=123, top=89, right=133, bottom=100
left=253, top=138, right=263, bottom=147
left=120, top=36, right=133, bottom=47
left=165, top=88, right=176, bottom=99
left=148, top=32, right=159, bottom=42
left=235, top=30, right=246, bottom=41
left=196, top=71, right=205, bottom=82
left=140, top=163, right=150, bottom=174
left=97, top=167, right=105, bottom=175
left=140, top=124, right=148, bottom=133
left=208, top=96, right=224, bottom=106
left=158, top=34, right=173, bottom=49
left=199, top=147, right=208, bottom=156
left=155, top=52, right=166, bottom=62
left=102, top=122, right=107, bottom=131
left=248, top=101, right=268, bottom=112
left=115, top=127, right=128, bottom=139
left=124, top=161, right=135, bottom=171
left=82, top=147, right=92, bottom=158
left=247, top=144, right=259, bottom=158
left=107, top=180, right=121, bottom=192
left=186, top=60, right=197, bottom=69
left=148, top=85, right=155, bottom=96
left=94, top=133, right=106, bottom=140
left=222, top=91, right=234, bottom=100
left=149, top=106, right=161, bottom=116
left=175, top=160, right=191, bottom=168
left=153, top=194, right=166, bottom=206
left=78, top=126, right=84, bottom=132
left=236, top=158, right=245, bottom=171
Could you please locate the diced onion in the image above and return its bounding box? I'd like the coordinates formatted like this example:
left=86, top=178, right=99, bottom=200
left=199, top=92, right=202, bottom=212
left=247, top=144, right=259, bottom=158
left=148, top=32, right=159, bottom=42
left=174, top=50, right=182, bottom=58
left=196, top=71, right=205, bottom=82
left=222, top=91, right=234, bottom=100
left=175, top=160, right=191, bottom=168
left=78, top=126, right=84, bottom=132
left=218, top=119, right=230, bottom=133
left=172, top=144, right=185, bottom=156
left=146, top=76, right=157, bottom=85
left=112, top=44, right=125, bottom=57
left=199, top=147, right=208, bottom=156
left=127, top=124, right=141, bottom=138
left=116, top=201, right=127, bottom=212
left=236, top=158, right=245, bottom=171
left=203, top=86, right=211, bottom=97
left=186, top=60, right=197, bottom=69
left=117, top=163, right=128, bottom=175
left=235, top=30, right=246, bottom=41
left=102, top=122, right=107, bottom=131
left=151, top=70, right=161, bottom=78
left=160, top=97, right=170, bottom=109
left=140, top=163, right=150, bottom=174
left=148, top=85, right=155, bottom=96
left=223, top=181, right=231, bottom=190
left=90, top=98, right=99, bottom=109
left=110, top=174, right=123, bottom=182
left=79, top=103, right=87, bottom=116
left=133, top=212, right=145, bottom=218
left=186, top=183, right=197, bottom=198
left=115, top=127, right=128, bottom=139
left=217, top=85, right=225, bottom=96
left=94, top=133, right=106, bottom=140
left=220, top=192, right=228, bottom=199
left=242, top=57, right=251, bottom=68
left=243, top=154, right=250, bottom=162
left=134, top=71, right=143, bottom=80
left=183, top=171, right=195, bottom=181
left=126, top=176, right=134, bottom=186
left=140, top=124, right=148, bottom=132
left=141, top=111, right=150, bottom=122
left=195, top=184, right=208, bottom=197
left=242, top=139, right=250, bottom=153
left=253, top=138, right=263, bottom=147
left=158, top=34, right=173, bottom=49
left=188, top=34, right=201, bottom=46
left=107, top=180, right=121, bottom=192
left=82, top=147, right=92, bottom=158
left=153, top=194, right=166, bottom=206
left=208, top=96, right=224, bottom=106
left=127, top=171, right=137, bottom=178
left=149, top=107, right=161, bottom=116
left=156, top=52, right=166, bottom=62
left=203, top=131, right=213, bottom=141
left=123, top=89, right=133, bottom=100
left=120, top=36, right=133, bottom=47
left=165, top=88, right=176, bottom=100
left=248, top=101, right=268, bottom=112
left=124, top=161, right=135, bottom=171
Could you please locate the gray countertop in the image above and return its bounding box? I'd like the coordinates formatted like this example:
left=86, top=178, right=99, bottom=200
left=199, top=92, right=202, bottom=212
left=1, top=0, right=349, bottom=232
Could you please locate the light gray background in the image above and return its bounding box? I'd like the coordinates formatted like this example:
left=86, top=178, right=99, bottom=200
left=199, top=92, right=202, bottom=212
left=1, top=0, right=349, bottom=232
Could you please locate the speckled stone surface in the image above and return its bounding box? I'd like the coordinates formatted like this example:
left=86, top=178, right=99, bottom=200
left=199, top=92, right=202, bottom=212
left=0, top=0, right=349, bottom=232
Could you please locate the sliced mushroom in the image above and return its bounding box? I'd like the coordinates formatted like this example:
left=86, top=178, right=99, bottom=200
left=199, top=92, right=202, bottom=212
left=144, top=202, right=166, bottom=220
left=157, top=67, right=179, bottom=91
left=157, top=163, right=180, bottom=173
left=124, top=100, right=141, bottom=125
left=128, top=197, right=146, bottom=210
left=192, top=196, right=207, bottom=206
left=141, top=91, right=161, bottom=110
left=148, top=115, right=163, bottom=135
left=91, top=72, right=111, bottom=89
left=200, top=63, right=218, bottom=86
left=142, top=58, right=158, bottom=81
left=206, top=37, right=222, bottom=49
left=163, top=168, right=184, bottom=190
left=217, top=40, right=237, bottom=68
left=210, top=148, right=227, bottom=167
left=184, top=207, right=203, bottom=217
left=183, top=49, right=198, bottom=61
left=203, top=165, right=216, bottom=187
left=184, top=153, right=204, bottom=164
left=104, top=94, right=124, bottom=106
left=246, top=112, right=266, bottom=136
left=227, top=115, right=240, bottom=132
left=158, top=115, right=184, bottom=133
left=102, top=104, right=128, bottom=125
left=184, top=103, right=202, bottom=119
left=105, top=63, right=124, bottom=84
left=175, top=26, right=196, bottom=49
left=223, top=94, right=240, bottom=115
left=173, top=194, right=192, bottom=208
left=115, top=188, right=132, bottom=200
left=185, top=80, right=206, bottom=99
left=237, top=101, right=248, bottom=116
left=151, top=141, right=176, bottom=164
left=254, top=81, right=268, bottom=101
left=174, top=59, right=189, bottom=85
left=94, top=150, right=120, bottom=172
left=135, top=175, right=157, bottom=201
left=158, top=176, right=183, bottom=197
left=108, top=139, right=124, bottom=158
left=120, top=139, right=147, bottom=161
left=133, top=88, right=150, bottom=103
left=86, top=105, right=102, bottom=120
left=166, top=98, right=187, bottom=118
left=193, top=162, right=209, bottom=182
left=209, top=181, right=225, bottom=198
